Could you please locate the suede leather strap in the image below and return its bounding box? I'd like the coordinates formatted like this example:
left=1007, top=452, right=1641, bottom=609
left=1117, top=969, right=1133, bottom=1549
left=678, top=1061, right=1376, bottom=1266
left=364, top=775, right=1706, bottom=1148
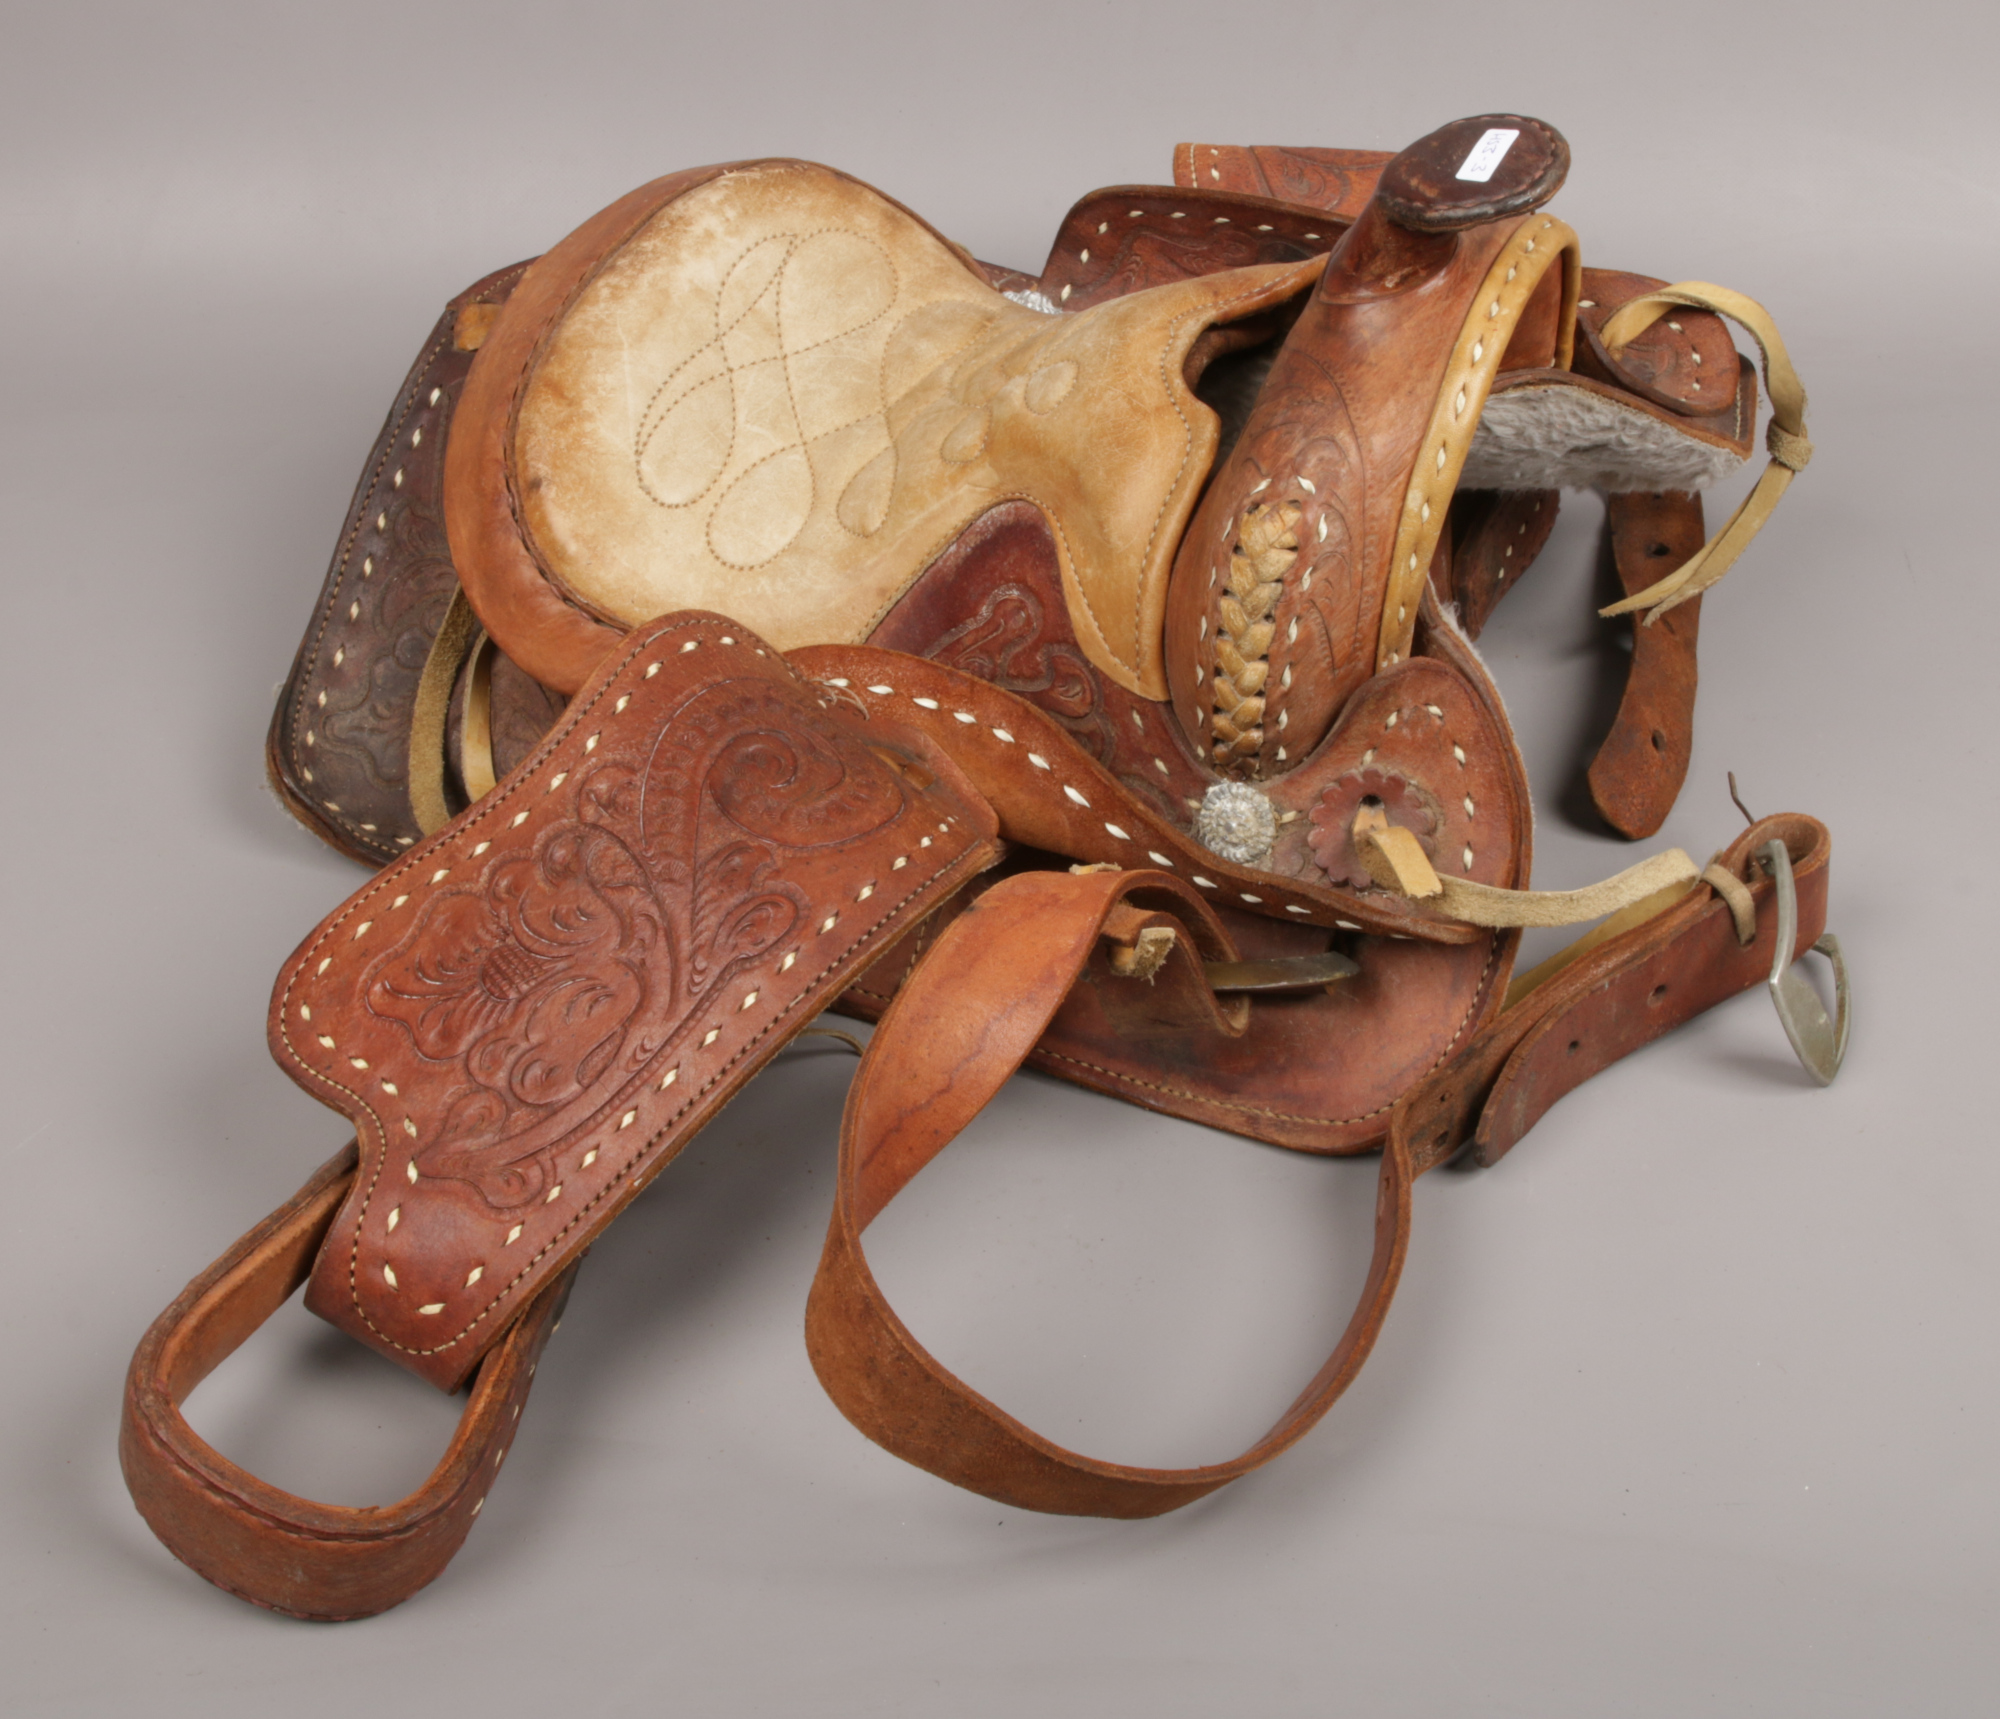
left=1596, top=283, right=1811, bottom=622
left=805, top=814, right=1829, bottom=1512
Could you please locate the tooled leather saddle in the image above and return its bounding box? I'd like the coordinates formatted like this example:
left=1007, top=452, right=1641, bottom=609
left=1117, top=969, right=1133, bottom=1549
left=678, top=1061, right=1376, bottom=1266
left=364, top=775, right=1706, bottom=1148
left=123, top=115, right=1847, bottom=1619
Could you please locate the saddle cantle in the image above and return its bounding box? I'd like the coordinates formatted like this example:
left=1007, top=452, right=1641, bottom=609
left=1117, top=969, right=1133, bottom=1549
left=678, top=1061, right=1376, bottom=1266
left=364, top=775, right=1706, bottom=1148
left=137, top=115, right=1846, bottom=1619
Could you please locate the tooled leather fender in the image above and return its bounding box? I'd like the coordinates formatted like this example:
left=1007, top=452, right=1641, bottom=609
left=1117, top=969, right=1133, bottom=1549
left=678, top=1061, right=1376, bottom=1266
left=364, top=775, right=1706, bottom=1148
left=125, top=610, right=1001, bottom=1615
left=274, top=613, right=1001, bottom=1387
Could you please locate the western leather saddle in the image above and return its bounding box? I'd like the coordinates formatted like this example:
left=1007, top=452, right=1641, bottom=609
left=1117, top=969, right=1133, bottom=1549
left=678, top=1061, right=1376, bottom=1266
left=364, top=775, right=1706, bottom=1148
left=122, top=115, right=1846, bottom=1619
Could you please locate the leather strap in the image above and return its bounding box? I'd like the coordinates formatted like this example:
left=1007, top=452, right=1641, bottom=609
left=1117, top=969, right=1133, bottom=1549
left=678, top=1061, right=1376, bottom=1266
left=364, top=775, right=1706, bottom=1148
left=1596, top=283, right=1810, bottom=622
left=1352, top=820, right=1699, bottom=927
left=805, top=868, right=1396, bottom=1516
left=1418, top=811, right=1830, bottom=1169
left=120, top=1144, right=576, bottom=1621
left=805, top=813, right=1830, bottom=1513
left=1588, top=491, right=1704, bottom=838
left=407, top=584, right=483, bottom=836
left=407, top=585, right=503, bottom=837
left=458, top=629, right=501, bottom=803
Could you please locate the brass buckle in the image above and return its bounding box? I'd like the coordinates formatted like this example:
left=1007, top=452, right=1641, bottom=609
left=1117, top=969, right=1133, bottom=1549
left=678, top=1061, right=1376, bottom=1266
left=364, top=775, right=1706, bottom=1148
left=1760, top=839, right=1850, bottom=1086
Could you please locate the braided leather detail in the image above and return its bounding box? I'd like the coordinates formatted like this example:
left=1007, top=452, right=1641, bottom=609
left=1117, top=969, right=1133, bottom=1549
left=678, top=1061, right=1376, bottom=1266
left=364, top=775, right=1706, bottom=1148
left=1211, top=500, right=1300, bottom=769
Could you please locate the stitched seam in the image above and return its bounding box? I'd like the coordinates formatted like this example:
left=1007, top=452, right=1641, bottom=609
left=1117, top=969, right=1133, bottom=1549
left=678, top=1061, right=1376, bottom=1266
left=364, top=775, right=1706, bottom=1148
left=833, top=664, right=1434, bottom=934
left=629, top=228, right=902, bottom=526
left=1379, top=221, right=1573, bottom=670
left=286, top=263, right=534, bottom=860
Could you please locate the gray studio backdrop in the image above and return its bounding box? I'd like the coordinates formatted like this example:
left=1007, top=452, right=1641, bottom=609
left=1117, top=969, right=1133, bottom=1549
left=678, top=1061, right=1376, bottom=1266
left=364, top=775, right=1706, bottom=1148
left=4, top=4, right=1994, bottom=1715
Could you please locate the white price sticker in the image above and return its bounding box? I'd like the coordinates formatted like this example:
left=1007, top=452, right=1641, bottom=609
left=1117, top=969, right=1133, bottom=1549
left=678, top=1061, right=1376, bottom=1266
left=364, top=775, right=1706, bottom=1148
left=1455, top=127, right=1521, bottom=184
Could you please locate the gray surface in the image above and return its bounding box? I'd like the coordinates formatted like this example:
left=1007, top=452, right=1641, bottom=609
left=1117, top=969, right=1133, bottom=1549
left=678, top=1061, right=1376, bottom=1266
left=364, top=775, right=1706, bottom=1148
left=3, top=3, right=1994, bottom=1713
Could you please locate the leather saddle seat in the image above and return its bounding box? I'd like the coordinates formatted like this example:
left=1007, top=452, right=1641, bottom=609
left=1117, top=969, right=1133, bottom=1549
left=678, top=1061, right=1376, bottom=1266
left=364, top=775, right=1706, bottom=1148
left=272, top=121, right=1771, bottom=881
left=449, top=157, right=1321, bottom=703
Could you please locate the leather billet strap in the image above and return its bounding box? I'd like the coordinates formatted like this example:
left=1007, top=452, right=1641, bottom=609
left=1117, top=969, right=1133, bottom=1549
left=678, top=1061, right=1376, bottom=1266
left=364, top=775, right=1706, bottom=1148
left=1423, top=810, right=1831, bottom=1168
left=408, top=587, right=507, bottom=838
left=1587, top=491, right=1704, bottom=840
left=807, top=813, right=1830, bottom=1513
left=120, top=1144, right=576, bottom=1621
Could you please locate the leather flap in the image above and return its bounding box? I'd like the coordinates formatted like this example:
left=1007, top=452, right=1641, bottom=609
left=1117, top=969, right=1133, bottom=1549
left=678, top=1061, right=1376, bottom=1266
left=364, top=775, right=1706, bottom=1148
left=270, top=612, right=1001, bottom=1388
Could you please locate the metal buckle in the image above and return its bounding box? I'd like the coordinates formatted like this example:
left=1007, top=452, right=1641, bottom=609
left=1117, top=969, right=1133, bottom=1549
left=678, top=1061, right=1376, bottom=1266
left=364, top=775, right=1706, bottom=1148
left=1760, top=838, right=1850, bottom=1085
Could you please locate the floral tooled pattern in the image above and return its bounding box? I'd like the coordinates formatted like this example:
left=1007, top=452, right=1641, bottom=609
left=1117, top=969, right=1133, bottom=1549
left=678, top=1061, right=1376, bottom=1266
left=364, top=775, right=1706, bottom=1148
left=1068, top=225, right=1297, bottom=308
left=315, top=499, right=457, bottom=792
left=349, top=667, right=915, bottom=1213
left=1246, top=149, right=1373, bottom=215
left=923, top=582, right=1116, bottom=767
left=645, top=683, right=911, bottom=991
left=1308, top=767, right=1442, bottom=891
left=366, top=824, right=668, bottom=1202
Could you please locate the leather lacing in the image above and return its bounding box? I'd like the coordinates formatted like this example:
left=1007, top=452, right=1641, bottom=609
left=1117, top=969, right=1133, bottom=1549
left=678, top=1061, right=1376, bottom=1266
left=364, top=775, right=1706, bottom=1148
left=1595, top=282, right=1812, bottom=623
